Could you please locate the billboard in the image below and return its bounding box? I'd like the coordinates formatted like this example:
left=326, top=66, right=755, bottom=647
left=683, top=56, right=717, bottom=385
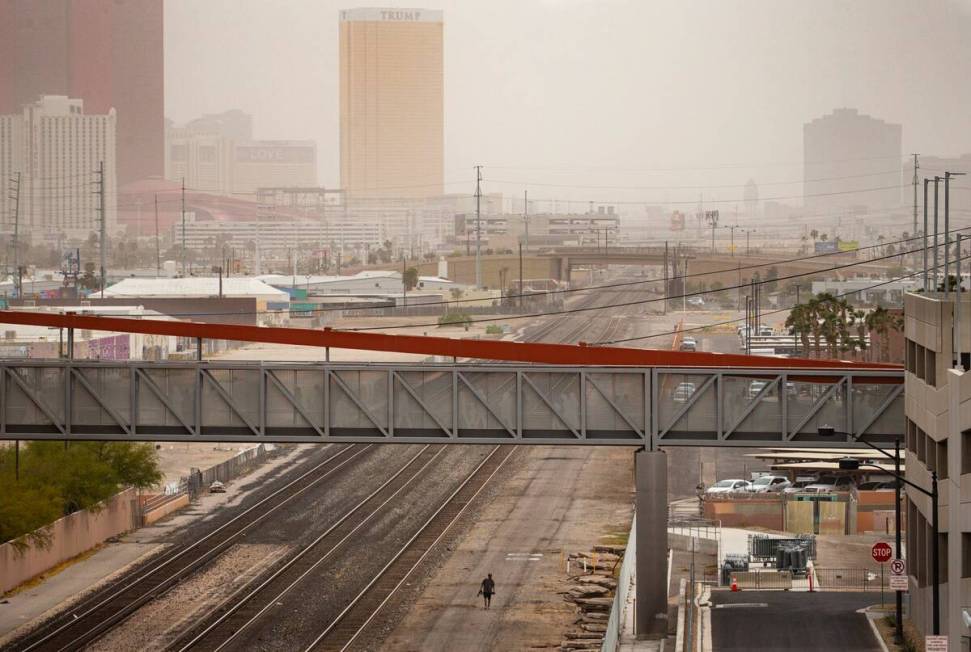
left=814, top=241, right=838, bottom=254
left=235, top=143, right=315, bottom=164
left=837, top=239, right=859, bottom=252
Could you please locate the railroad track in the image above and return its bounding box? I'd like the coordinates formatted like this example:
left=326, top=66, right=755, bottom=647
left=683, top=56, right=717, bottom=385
left=8, top=276, right=644, bottom=652
left=301, top=444, right=516, bottom=652
left=168, top=443, right=449, bottom=651
left=5, top=444, right=374, bottom=652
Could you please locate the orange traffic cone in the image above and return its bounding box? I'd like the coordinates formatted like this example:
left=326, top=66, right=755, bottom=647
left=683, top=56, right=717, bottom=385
left=730, top=576, right=739, bottom=592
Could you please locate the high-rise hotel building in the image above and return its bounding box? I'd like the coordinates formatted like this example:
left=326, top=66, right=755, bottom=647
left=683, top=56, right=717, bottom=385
left=0, top=96, right=117, bottom=241
left=339, top=8, right=443, bottom=199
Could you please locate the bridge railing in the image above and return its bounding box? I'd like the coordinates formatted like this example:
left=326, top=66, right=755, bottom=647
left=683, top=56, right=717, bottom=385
left=0, top=360, right=902, bottom=446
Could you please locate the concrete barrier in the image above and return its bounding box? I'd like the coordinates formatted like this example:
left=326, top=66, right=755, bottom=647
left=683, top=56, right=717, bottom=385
left=142, top=493, right=190, bottom=526
left=0, top=488, right=140, bottom=594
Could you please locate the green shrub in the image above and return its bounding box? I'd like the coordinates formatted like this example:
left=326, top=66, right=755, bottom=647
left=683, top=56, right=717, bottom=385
left=438, top=312, right=472, bottom=327
left=0, top=441, right=162, bottom=546
left=485, top=324, right=504, bottom=335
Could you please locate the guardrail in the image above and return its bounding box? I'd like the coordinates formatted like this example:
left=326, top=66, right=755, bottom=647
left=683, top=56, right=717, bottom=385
left=731, top=570, right=793, bottom=590
left=814, top=567, right=887, bottom=592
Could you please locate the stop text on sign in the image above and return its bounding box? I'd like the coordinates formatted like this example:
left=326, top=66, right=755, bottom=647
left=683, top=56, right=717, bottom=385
left=871, top=542, right=893, bottom=563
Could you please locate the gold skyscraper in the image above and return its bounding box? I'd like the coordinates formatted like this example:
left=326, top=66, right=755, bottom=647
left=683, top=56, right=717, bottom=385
left=339, top=8, right=444, bottom=199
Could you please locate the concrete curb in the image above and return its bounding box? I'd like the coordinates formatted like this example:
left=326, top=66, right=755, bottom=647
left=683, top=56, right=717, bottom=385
left=861, top=608, right=891, bottom=652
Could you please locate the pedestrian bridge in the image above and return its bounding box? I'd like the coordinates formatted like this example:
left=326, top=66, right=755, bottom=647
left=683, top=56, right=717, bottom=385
left=0, top=360, right=902, bottom=446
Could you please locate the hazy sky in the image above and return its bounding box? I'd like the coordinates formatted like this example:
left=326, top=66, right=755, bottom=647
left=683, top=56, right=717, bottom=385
left=165, top=0, right=971, bottom=207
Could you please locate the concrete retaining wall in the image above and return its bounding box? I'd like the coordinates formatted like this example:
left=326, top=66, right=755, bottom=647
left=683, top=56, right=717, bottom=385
left=142, top=494, right=190, bottom=526
left=0, top=488, right=140, bottom=594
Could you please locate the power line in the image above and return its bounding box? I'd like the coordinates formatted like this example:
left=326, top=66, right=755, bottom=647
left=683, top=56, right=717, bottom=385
left=487, top=184, right=910, bottom=206
left=144, top=226, right=957, bottom=320
left=484, top=154, right=911, bottom=173
left=483, top=168, right=907, bottom=191
left=597, top=265, right=935, bottom=346
left=345, top=239, right=957, bottom=332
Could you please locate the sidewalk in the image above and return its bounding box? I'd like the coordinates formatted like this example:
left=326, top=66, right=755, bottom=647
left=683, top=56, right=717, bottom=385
left=0, top=444, right=311, bottom=645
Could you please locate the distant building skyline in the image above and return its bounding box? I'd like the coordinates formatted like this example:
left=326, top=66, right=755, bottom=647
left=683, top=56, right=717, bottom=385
left=803, top=107, right=903, bottom=213
left=0, top=95, right=117, bottom=241
left=166, top=109, right=317, bottom=197
left=339, top=7, right=444, bottom=199
left=0, top=0, right=164, bottom=186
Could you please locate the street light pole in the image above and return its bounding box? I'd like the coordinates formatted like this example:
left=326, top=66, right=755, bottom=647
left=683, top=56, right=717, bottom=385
left=825, top=427, right=941, bottom=636
left=893, top=438, right=903, bottom=644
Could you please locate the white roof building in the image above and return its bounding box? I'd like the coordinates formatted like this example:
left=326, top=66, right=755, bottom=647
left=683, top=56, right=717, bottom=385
left=102, top=277, right=289, bottom=302
left=257, top=271, right=464, bottom=295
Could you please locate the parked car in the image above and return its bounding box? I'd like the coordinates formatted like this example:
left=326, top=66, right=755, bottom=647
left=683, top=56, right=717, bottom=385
left=783, top=479, right=816, bottom=494
left=673, top=382, right=697, bottom=402
left=858, top=480, right=898, bottom=491
left=706, top=479, right=752, bottom=494
left=687, top=296, right=705, bottom=307
left=748, top=475, right=792, bottom=493
left=209, top=481, right=227, bottom=494
left=680, top=337, right=698, bottom=352
left=803, top=475, right=855, bottom=493
left=747, top=379, right=770, bottom=400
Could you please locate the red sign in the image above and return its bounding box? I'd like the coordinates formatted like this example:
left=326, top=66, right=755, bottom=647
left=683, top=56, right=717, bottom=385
left=871, top=542, right=893, bottom=563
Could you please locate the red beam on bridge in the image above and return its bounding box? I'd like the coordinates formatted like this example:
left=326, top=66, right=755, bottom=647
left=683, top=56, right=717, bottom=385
left=0, top=310, right=901, bottom=373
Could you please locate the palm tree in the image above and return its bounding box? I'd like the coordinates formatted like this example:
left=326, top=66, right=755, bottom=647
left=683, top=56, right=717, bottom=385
left=785, top=303, right=815, bottom=358
left=865, top=307, right=904, bottom=362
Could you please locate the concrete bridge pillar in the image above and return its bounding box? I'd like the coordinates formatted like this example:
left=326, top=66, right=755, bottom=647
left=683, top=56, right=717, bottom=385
left=635, top=448, right=668, bottom=637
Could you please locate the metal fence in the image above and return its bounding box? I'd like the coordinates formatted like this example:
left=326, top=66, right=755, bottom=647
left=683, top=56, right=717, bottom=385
left=814, top=567, right=888, bottom=592
left=669, top=517, right=721, bottom=542
left=731, top=570, right=793, bottom=590
left=184, top=444, right=284, bottom=496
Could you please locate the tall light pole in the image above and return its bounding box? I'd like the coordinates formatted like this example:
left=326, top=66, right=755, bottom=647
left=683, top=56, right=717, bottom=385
left=820, top=426, right=939, bottom=637
left=474, top=165, right=483, bottom=288
left=742, top=229, right=756, bottom=256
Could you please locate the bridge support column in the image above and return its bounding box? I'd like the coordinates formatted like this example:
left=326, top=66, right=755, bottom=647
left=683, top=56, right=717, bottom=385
left=635, top=448, right=667, bottom=637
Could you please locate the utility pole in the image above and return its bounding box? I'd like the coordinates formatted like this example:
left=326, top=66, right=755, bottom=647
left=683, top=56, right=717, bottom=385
left=8, top=172, right=21, bottom=297
left=662, top=241, right=668, bottom=316
left=95, top=161, right=106, bottom=298
left=933, top=176, right=941, bottom=291
left=912, top=153, right=919, bottom=236
left=181, top=177, right=187, bottom=277
left=518, top=241, right=524, bottom=310
left=154, top=194, right=161, bottom=278
left=401, top=255, right=407, bottom=307
left=923, top=179, right=930, bottom=291
left=523, top=189, right=529, bottom=251
left=474, top=165, right=483, bottom=288
left=727, top=224, right=738, bottom=257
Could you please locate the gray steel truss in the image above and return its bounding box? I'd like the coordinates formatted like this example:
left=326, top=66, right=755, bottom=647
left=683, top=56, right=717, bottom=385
left=0, top=361, right=904, bottom=447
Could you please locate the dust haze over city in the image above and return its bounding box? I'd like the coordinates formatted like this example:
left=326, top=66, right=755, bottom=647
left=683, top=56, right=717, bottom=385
left=1, top=2, right=971, bottom=652
left=168, top=0, right=971, bottom=206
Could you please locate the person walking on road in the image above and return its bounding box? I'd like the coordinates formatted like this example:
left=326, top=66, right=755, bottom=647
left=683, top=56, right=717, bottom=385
left=477, top=573, right=496, bottom=609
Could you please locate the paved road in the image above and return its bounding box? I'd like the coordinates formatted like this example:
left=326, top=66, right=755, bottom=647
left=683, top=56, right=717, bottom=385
left=710, top=591, right=882, bottom=651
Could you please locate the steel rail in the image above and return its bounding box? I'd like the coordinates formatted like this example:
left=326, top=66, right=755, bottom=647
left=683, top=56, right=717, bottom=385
left=302, top=444, right=517, bottom=652
left=0, top=309, right=898, bottom=370
left=10, top=444, right=373, bottom=652
left=172, top=444, right=448, bottom=652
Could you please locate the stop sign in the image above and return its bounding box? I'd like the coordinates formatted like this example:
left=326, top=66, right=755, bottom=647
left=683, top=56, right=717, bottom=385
left=872, top=542, right=893, bottom=563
